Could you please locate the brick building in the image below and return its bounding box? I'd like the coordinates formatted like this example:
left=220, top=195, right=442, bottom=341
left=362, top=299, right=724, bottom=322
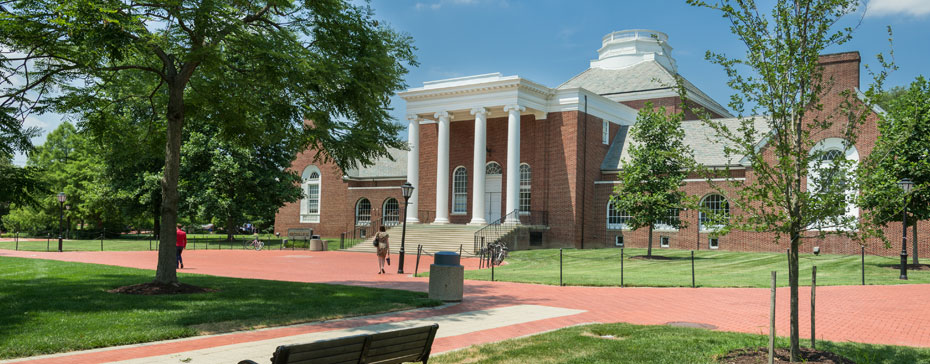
left=274, top=29, right=928, bottom=257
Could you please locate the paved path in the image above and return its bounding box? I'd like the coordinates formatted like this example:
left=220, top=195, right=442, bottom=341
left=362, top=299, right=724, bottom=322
left=2, top=249, right=930, bottom=363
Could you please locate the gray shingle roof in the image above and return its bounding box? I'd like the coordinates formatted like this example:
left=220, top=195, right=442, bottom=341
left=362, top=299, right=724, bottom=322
left=558, top=62, right=730, bottom=117
left=344, top=147, right=407, bottom=179
left=601, top=116, right=771, bottom=171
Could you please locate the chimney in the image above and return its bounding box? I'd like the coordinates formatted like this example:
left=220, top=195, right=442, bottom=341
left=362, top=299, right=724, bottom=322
left=818, top=51, right=861, bottom=93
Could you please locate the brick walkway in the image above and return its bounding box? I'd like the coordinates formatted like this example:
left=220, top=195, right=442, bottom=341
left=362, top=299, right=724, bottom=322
left=2, top=249, right=930, bottom=363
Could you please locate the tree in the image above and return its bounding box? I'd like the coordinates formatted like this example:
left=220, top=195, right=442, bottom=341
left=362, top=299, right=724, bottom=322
left=686, top=0, right=876, bottom=360
left=1, top=0, right=415, bottom=284
left=180, top=125, right=303, bottom=241
left=859, top=76, right=930, bottom=265
left=611, top=103, right=693, bottom=257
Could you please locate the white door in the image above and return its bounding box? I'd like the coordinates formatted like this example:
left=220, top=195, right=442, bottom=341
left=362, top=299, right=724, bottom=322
left=485, top=176, right=502, bottom=223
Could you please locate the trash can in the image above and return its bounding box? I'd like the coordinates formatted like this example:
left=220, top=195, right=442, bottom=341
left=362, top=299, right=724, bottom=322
left=429, top=251, right=464, bottom=302
left=309, top=238, right=325, bottom=251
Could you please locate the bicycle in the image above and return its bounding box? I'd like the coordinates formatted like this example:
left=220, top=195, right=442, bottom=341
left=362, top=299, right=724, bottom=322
left=244, top=238, right=264, bottom=251
left=488, top=241, right=509, bottom=266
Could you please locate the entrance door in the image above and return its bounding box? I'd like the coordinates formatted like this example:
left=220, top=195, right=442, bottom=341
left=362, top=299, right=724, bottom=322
left=485, top=162, right=503, bottom=223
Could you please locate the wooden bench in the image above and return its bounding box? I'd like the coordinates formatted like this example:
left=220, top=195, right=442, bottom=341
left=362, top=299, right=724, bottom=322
left=238, top=324, right=439, bottom=364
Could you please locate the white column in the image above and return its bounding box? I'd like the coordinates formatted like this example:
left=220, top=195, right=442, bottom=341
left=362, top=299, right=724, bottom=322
left=433, top=111, right=452, bottom=224
left=504, top=104, right=524, bottom=224
left=469, top=107, right=488, bottom=225
left=406, top=115, right=420, bottom=223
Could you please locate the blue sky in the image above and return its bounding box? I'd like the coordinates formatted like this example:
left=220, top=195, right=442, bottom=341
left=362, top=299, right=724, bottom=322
left=13, top=0, right=930, bottom=165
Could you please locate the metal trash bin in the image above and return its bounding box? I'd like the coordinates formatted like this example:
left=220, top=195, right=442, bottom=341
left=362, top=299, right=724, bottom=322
left=429, top=251, right=464, bottom=302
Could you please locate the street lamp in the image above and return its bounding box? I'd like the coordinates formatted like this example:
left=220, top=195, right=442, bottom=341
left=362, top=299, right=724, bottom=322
left=897, top=178, right=914, bottom=280
left=56, top=192, right=66, bottom=252
left=398, top=182, right=415, bottom=274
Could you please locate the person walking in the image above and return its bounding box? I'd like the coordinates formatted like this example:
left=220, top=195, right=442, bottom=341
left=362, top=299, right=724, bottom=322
left=375, top=226, right=389, bottom=274
left=176, top=224, right=187, bottom=269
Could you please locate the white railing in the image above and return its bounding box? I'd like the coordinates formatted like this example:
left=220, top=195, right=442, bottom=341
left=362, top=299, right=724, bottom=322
left=602, top=29, right=668, bottom=45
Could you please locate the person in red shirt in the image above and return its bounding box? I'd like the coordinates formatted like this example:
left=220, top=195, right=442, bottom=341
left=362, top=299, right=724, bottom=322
left=176, top=224, right=187, bottom=269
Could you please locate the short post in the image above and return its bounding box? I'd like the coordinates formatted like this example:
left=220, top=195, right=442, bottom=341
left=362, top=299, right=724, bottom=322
left=559, top=248, right=563, bottom=287
left=47, top=234, right=50, bottom=251
left=491, top=258, right=495, bottom=281
left=861, top=246, right=865, bottom=285
left=415, top=245, right=422, bottom=276
left=340, top=232, right=345, bottom=249
left=811, top=265, right=817, bottom=350
left=620, top=248, right=624, bottom=288
left=769, top=271, right=776, bottom=364
left=100, top=231, right=104, bottom=251
left=459, top=244, right=463, bottom=256
left=691, top=250, right=694, bottom=288
left=15, top=233, right=19, bottom=251
left=149, top=238, right=152, bottom=251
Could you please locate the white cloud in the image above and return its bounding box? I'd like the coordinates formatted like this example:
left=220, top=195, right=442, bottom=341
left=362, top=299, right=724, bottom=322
left=415, top=0, right=504, bottom=11
left=866, top=0, right=930, bottom=17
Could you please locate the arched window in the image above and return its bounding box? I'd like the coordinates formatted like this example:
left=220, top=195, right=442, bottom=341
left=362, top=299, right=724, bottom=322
left=383, top=198, right=400, bottom=226
left=355, top=198, right=371, bottom=226
left=519, top=164, right=531, bottom=214
left=655, top=208, right=680, bottom=230
left=808, top=138, right=859, bottom=229
left=453, top=167, right=468, bottom=213
left=300, top=166, right=321, bottom=223
left=699, top=194, right=729, bottom=231
left=607, top=200, right=632, bottom=230
left=486, top=162, right=503, bottom=175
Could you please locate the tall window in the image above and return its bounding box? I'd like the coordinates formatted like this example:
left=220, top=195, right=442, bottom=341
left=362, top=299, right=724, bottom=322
left=453, top=167, right=468, bottom=213
left=355, top=198, right=371, bottom=226
left=699, top=194, right=729, bottom=231
left=486, top=162, right=502, bottom=175
left=383, top=198, right=400, bottom=226
left=602, top=120, right=609, bottom=144
left=808, top=138, right=859, bottom=230
left=300, top=166, right=321, bottom=223
left=607, top=200, right=631, bottom=230
left=519, top=164, right=531, bottom=214
left=655, top=208, right=680, bottom=230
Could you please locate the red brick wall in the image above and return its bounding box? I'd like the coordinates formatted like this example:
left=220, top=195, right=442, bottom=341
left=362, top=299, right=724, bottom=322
left=621, top=96, right=726, bottom=120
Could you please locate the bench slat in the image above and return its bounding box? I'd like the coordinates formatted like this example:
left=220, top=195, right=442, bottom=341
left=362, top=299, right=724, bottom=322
left=252, top=324, right=437, bottom=364
left=366, top=353, right=423, bottom=364
left=367, top=340, right=430, bottom=356
left=286, top=342, right=366, bottom=361
left=367, top=332, right=431, bottom=349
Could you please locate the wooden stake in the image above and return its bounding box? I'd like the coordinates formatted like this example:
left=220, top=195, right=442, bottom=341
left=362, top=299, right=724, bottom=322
left=811, top=266, right=817, bottom=349
left=769, top=271, right=776, bottom=364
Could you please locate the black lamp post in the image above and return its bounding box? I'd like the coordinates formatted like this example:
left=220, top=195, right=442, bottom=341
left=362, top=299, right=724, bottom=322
left=398, top=182, right=414, bottom=274
left=56, top=192, right=66, bottom=252
left=898, top=178, right=914, bottom=280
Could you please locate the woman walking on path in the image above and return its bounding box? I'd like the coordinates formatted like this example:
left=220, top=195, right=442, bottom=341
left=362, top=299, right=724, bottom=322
left=375, top=226, right=389, bottom=274
left=176, top=225, right=187, bottom=269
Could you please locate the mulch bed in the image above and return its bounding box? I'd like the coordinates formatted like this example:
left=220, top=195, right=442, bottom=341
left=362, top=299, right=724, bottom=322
left=109, top=282, right=216, bottom=295
left=887, top=263, right=930, bottom=271
left=717, top=347, right=854, bottom=364
left=629, top=255, right=677, bottom=260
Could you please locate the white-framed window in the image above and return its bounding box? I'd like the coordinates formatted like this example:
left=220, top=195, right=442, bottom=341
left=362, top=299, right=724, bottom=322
left=355, top=198, right=371, bottom=226
left=660, top=236, right=670, bottom=248
left=615, top=235, right=624, bottom=247
left=602, top=120, right=609, bottom=144
left=709, top=237, right=719, bottom=249
left=486, top=162, right=502, bottom=175
left=699, top=194, right=729, bottom=232
left=519, top=163, right=531, bottom=214
left=808, top=138, right=859, bottom=230
left=655, top=208, right=680, bottom=231
left=300, top=166, right=321, bottom=223
left=607, top=200, right=632, bottom=230
left=452, top=166, right=468, bottom=214
left=383, top=198, right=400, bottom=226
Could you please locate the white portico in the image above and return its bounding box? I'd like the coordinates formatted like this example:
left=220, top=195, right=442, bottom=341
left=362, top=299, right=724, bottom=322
left=399, top=72, right=637, bottom=226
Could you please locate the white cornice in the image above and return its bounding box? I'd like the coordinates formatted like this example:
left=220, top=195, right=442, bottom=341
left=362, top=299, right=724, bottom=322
left=551, top=88, right=639, bottom=125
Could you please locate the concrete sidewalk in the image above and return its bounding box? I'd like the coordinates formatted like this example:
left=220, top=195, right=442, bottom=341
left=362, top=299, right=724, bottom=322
left=2, top=249, right=930, bottom=363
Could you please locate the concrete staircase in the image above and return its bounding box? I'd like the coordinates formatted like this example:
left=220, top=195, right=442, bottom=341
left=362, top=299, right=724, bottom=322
left=345, top=224, right=490, bottom=256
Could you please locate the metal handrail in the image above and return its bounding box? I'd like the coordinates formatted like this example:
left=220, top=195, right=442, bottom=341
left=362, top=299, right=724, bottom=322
left=343, top=217, right=385, bottom=249
left=473, top=209, right=520, bottom=255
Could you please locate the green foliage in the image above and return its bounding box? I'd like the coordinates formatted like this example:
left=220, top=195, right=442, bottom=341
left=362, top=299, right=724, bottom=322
left=859, top=76, right=930, bottom=229
left=611, top=103, right=693, bottom=255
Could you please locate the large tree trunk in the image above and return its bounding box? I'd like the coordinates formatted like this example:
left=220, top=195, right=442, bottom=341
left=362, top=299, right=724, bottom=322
left=153, top=196, right=161, bottom=240
left=227, top=215, right=236, bottom=241
left=789, top=230, right=801, bottom=362
left=647, top=224, right=653, bottom=257
left=913, top=222, right=919, bottom=266
left=154, top=84, right=185, bottom=285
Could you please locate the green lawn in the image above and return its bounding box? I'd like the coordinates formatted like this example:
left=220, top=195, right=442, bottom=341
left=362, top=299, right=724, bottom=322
left=0, top=256, right=441, bottom=359
left=430, top=322, right=930, bottom=364
left=437, top=247, right=930, bottom=288
left=0, top=236, right=354, bottom=252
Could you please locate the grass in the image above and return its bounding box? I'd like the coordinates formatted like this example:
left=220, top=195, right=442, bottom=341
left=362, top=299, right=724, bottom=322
left=0, top=256, right=441, bottom=359
left=432, top=247, right=930, bottom=288
left=0, top=236, right=355, bottom=252
left=430, top=322, right=930, bottom=364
